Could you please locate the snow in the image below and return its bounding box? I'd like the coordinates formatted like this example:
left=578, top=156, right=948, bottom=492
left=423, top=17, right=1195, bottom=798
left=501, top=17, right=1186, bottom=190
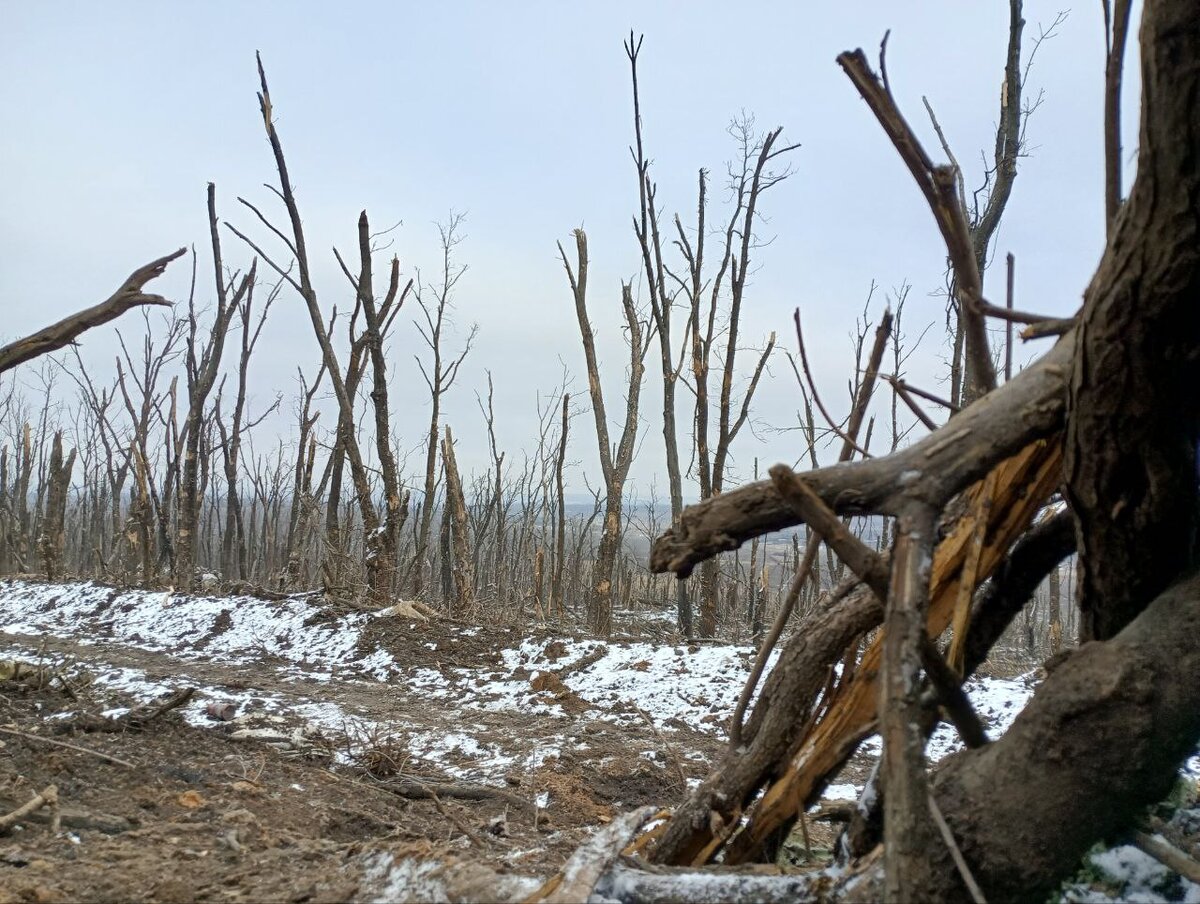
left=0, top=578, right=1043, bottom=797
left=0, top=579, right=392, bottom=679
left=1062, top=844, right=1200, bottom=903
left=501, top=637, right=770, bottom=732
left=824, top=783, right=859, bottom=801
left=2, top=577, right=1195, bottom=834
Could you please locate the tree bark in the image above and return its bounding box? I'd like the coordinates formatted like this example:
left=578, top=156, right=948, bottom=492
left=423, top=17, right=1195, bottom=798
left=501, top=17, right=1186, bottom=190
left=0, top=250, right=183, bottom=375
left=1065, top=0, right=1200, bottom=642
left=910, top=571, right=1200, bottom=901
left=441, top=426, right=473, bottom=617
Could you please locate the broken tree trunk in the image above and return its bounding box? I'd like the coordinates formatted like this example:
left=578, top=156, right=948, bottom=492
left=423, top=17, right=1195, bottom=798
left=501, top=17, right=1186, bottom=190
left=38, top=432, right=76, bottom=582
left=652, top=439, right=1062, bottom=865
left=0, top=249, right=183, bottom=375
left=441, top=425, right=474, bottom=617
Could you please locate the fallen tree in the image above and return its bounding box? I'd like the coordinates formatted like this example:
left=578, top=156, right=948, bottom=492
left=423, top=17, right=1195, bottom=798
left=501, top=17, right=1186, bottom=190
left=531, top=0, right=1200, bottom=899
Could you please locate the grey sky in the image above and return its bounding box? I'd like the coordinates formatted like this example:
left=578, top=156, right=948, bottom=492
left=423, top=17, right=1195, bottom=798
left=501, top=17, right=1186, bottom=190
left=0, top=2, right=1137, bottom=500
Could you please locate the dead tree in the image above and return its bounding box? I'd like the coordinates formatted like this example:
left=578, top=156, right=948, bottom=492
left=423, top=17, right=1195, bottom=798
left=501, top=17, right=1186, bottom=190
left=616, top=1, right=1200, bottom=900
left=623, top=35, right=693, bottom=636
left=174, top=187, right=256, bottom=590
left=0, top=250, right=183, bottom=376
left=440, top=425, right=473, bottom=617
left=335, top=211, right=414, bottom=597
left=114, top=310, right=186, bottom=576
left=410, top=214, right=476, bottom=598
left=675, top=122, right=797, bottom=637
left=559, top=229, right=650, bottom=636
left=937, top=0, right=1066, bottom=406
left=37, top=431, right=75, bottom=581
left=228, top=55, right=406, bottom=602
left=550, top=392, right=570, bottom=618
left=214, top=272, right=281, bottom=582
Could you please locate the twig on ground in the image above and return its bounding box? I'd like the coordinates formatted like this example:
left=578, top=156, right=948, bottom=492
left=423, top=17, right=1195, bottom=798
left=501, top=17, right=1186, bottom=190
left=361, top=771, right=535, bottom=811
left=124, top=687, right=196, bottom=728
left=0, top=785, right=58, bottom=833
left=418, top=780, right=486, bottom=848
left=0, top=797, right=130, bottom=835
left=0, top=726, right=137, bottom=768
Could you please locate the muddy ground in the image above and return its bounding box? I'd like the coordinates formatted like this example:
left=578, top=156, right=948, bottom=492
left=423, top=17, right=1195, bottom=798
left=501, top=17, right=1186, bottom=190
left=0, top=593, right=855, bottom=903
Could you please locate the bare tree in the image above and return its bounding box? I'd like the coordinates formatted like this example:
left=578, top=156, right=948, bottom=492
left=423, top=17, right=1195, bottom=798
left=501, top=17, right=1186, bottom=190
left=174, top=186, right=256, bottom=589
left=676, top=120, right=797, bottom=637
left=409, top=214, right=476, bottom=598
left=228, top=55, right=407, bottom=602
left=559, top=229, right=650, bottom=636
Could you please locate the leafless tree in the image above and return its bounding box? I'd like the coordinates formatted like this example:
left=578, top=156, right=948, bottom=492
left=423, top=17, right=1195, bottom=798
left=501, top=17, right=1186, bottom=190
left=409, top=214, right=476, bottom=598
left=559, top=229, right=651, bottom=636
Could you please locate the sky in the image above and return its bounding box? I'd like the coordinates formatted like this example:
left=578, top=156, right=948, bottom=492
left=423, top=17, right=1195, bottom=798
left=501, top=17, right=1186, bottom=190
left=0, top=2, right=1140, bottom=502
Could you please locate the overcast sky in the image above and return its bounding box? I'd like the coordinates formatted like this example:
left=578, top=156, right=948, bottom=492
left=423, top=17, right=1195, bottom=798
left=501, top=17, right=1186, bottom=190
left=0, top=2, right=1139, bottom=501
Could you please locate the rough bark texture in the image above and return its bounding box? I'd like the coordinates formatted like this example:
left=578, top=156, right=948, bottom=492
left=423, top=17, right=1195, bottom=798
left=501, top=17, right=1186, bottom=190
left=879, top=505, right=937, bottom=899
left=176, top=187, right=251, bottom=590
left=353, top=212, right=410, bottom=600
left=560, top=231, right=645, bottom=636
left=917, top=572, right=1200, bottom=901
left=1065, top=0, right=1200, bottom=642
left=441, top=426, right=473, bottom=616
left=653, top=581, right=883, bottom=865
left=38, top=432, right=76, bottom=582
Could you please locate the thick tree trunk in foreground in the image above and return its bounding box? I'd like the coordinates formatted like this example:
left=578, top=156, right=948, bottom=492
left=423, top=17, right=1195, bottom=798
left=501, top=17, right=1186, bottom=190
left=1065, top=0, right=1200, bottom=642
left=909, top=572, right=1200, bottom=901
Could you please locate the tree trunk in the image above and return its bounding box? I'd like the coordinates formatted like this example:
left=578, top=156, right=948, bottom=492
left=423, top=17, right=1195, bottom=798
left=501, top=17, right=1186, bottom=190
left=39, top=432, right=76, bottom=582
left=1065, top=0, right=1200, bottom=642
left=441, top=425, right=474, bottom=617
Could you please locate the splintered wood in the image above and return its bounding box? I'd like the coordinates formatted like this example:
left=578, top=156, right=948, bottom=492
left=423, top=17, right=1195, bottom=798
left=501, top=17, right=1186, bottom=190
left=667, top=438, right=1063, bottom=865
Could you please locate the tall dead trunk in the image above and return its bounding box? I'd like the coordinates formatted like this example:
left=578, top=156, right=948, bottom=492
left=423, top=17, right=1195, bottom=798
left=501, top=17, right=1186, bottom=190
left=38, top=431, right=76, bottom=581
left=678, top=124, right=795, bottom=636
left=410, top=215, right=474, bottom=599
left=625, top=35, right=691, bottom=637
left=345, top=211, right=411, bottom=600
left=441, top=425, right=473, bottom=617
left=550, top=393, right=570, bottom=618
left=559, top=230, right=647, bottom=636
left=176, top=186, right=253, bottom=591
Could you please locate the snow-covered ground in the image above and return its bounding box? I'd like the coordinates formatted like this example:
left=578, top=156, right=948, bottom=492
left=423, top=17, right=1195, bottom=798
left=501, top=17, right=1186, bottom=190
left=1, top=578, right=1195, bottom=802
left=1063, top=841, right=1200, bottom=903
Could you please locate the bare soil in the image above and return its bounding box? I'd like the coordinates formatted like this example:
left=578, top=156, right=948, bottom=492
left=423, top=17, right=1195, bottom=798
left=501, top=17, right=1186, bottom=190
left=0, top=614, right=731, bottom=903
